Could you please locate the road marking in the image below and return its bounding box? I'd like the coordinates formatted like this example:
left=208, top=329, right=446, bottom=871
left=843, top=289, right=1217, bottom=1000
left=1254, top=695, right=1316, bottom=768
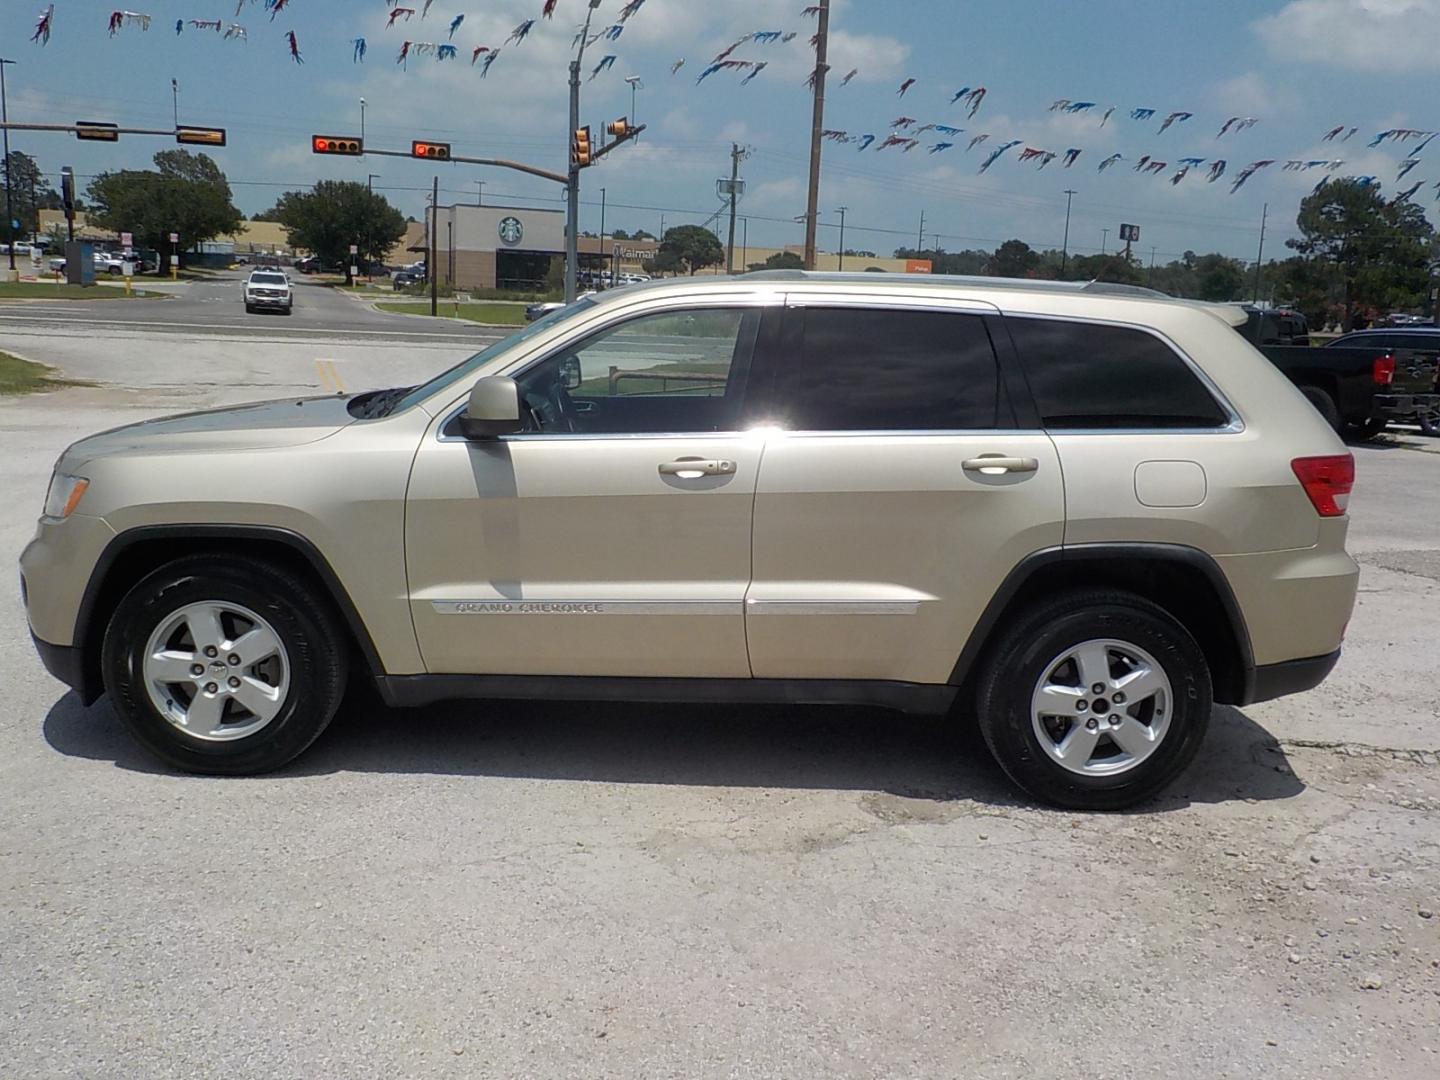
left=314, top=358, right=346, bottom=392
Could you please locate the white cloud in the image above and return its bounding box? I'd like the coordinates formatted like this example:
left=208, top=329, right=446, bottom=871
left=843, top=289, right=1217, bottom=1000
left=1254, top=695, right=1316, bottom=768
left=1254, top=0, right=1440, bottom=71
left=1210, top=72, right=1301, bottom=119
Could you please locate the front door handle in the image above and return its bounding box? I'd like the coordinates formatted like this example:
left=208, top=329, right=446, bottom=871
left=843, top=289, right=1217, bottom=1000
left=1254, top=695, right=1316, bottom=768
left=659, top=458, right=736, bottom=478
left=963, top=455, right=1039, bottom=475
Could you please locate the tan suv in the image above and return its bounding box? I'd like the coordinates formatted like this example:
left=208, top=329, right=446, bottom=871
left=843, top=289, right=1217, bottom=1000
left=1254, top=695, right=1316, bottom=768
left=21, top=273, right=1359, bottom=808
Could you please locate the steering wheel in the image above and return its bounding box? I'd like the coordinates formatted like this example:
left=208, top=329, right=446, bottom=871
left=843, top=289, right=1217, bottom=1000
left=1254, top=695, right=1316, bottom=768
left=521, top=367, right=580, bottom=433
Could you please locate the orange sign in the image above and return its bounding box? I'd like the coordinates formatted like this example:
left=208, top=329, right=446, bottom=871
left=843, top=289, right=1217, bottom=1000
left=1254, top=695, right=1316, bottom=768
left=905, top=259, right=933, bottom=274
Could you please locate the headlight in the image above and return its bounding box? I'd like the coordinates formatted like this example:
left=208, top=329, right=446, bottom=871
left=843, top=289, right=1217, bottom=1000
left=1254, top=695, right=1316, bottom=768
left=43, top=473, right=89, bottom=519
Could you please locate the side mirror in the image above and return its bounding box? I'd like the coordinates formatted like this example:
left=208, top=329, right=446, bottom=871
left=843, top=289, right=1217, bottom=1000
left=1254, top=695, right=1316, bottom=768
left=559, top=355, right=582, bottom=391
left=458, top=376, right=524, bottom=439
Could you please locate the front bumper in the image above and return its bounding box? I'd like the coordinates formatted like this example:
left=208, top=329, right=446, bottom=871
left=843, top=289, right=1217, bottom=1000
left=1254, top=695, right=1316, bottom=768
left=246, top=294, right=292, bottom=309
left=30, top=633, right=95, bottom=700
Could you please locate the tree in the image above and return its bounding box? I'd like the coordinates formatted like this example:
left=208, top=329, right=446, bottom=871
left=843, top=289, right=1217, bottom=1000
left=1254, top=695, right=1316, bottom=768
left=893, top=247, right=987, bottom=275
left=87, top=150, right=242, bottom=274
left=987, top=239, right=1042, bottom=278
left=250, top=204, right=285, bottom=223
left=3, top=151, right=59, bottom=241
left=631, top=229, right=656, bottom=241
left=747, top=250, right=804, bottom=271
left=611, top=228, right=629, bottom=240
left=658, top=225, right=724, bottom=275
left=273, top=180, right=406, bottom=284
left=1289, top=178, right=1435, bottom=329
left=1193, top=253, right=1247, bottom=302
left=1066, top=252, right=1144, bottom=286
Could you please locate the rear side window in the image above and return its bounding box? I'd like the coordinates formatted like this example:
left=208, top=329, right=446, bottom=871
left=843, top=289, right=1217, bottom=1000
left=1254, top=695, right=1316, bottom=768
left=770, top=307, right=1000, bottom=431
left=1007, top=317, right=1228, bottom=430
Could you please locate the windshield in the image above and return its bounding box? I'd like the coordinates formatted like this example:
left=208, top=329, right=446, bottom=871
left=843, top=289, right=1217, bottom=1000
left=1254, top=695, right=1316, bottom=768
left=389, top=297, right=598, bottom=414
left=250, top=273, right=287, bottom=286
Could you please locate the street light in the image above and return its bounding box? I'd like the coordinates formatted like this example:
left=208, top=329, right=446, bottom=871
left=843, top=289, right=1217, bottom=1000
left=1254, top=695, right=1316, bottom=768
left=624, top=75, right=643, bottom=134
left=0, top=58, right=17, bottom=275
left=836, top=206, right=847, bottom=271
left=359, top=97, right=366, bottom=144
left=1061, top=188, right=1076, bottom=276
left=565, top=0, right=605, bottom=303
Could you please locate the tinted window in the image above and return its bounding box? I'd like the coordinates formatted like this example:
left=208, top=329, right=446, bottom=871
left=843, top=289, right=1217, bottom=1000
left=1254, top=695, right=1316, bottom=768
left=1008, top=317, right=1228, bottom=430
left=770, top=308, right=1000, bottom=431
left=515, top=307, right=758, bottom=434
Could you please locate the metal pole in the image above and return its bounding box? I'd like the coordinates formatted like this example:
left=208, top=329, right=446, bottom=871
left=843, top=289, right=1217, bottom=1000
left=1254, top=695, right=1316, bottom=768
left=1148, top=246, right=1157, bottom=286
left=741, top=216, right=748, bottom=271
left=1253, top=202, right=1268, bottom=303
left=367, top=173, right=379, bottom=194
left=430, top=175, right=438, bottom=317
left=1101, top=227, right=1109, bottom=255
left=726, top=143, right=740, bottom=274
left=837, top=206, right=846, bottom=271
left=599, top=185, right=606, bottom=288
left=565, top=2, right=601, bottom=303
left=1, top=59, right=16, bottom=274
left=1061, top=189, right=1075, bottom=276
left=476, top=180, right=483, bottom=206
left=360, top=98, right=366, bottom=144
left=447, top=220, right=454, bottom=290
left=801, top=0, right=830, bottom=270
left=917, top=210, right=925, bottom=252
left=171, top=79, right=179, bottom=128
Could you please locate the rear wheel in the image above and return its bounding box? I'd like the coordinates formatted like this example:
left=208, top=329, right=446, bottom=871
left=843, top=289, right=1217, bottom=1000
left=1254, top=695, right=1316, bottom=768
left=101, top=556, right=348, bottom=775
left=1348, top=417, right=1388, bottom=441
left=1299, top=385, right=1342, bottom=433
left=975, top=590, right=1212, bottom=810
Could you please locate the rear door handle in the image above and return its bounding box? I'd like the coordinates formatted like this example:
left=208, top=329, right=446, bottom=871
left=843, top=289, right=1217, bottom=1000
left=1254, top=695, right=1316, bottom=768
left=962, top=455, right=1039, bottom=475
left=659, top=458, right=736, bottom=478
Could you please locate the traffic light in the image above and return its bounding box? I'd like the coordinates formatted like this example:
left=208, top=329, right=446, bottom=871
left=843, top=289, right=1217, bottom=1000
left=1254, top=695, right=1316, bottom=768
left=606, top=118, right=632, bottom=139
left=312, top=135, right=364, bottom=156
left=572, top=126, right=593, bottom=168
left=74, top=121, right=119, bottom=142
left=176, top=126, right=227, bottom=147
left=411, top=140, right=451, bottom=161
left=60, top=167, right=75, bottom=211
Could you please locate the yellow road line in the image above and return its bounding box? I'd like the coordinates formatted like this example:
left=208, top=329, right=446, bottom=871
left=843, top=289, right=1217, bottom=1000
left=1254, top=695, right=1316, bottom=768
left=314, top=358, right=346, bottom=393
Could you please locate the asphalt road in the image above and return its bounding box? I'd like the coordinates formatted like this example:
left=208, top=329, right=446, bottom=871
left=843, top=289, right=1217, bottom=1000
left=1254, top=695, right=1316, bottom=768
left=0, top=325, right=1438, bottom=1078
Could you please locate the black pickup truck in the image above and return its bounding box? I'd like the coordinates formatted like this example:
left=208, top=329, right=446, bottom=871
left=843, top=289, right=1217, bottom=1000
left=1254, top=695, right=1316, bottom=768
left=1240, top=308, right=1440, bottom=437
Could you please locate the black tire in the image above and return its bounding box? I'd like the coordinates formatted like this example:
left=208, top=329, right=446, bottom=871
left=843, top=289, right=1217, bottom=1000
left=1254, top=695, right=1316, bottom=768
left=101, top=555, right=348, bottom=775
left=244, top=303, right=255, bottom=314
left=1299, top=385, right=1342, bottom=433
left=975, top=590, right=1213, bottom=810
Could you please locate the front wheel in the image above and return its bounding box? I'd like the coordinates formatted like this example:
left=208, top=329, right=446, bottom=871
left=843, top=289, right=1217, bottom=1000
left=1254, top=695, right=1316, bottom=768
left=101, top=555, right=348, bottom=774
left=975, top=590, right=1212, bottom=810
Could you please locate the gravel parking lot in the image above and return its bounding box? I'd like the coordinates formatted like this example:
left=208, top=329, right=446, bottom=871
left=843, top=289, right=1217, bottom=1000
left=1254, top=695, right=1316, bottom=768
left=1, top=305, right=1437, bottom=1078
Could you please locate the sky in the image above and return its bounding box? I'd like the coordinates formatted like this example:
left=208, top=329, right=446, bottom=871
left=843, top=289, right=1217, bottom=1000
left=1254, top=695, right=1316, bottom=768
left=4, top=0, right=1440, bottom=264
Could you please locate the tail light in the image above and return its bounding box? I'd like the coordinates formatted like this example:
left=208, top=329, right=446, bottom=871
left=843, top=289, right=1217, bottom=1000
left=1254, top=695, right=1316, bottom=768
left=1291, top=454, right=1355, bottom=517
left=1372, top=355, right=1395, bottom=385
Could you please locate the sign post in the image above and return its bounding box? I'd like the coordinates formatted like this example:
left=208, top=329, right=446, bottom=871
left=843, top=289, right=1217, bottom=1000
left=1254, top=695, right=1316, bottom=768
left=169, top=231, right=179, bottom=280
left=1119, top=223, right=1141, bottom=263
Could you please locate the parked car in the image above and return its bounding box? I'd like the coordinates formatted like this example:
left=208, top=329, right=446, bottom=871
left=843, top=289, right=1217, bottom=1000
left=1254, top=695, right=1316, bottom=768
left=21, top=272, right=1359, bottom=809
left=93, top=251, right=127, bottom=275
left=524, top=291, right=596, bottom=321
left=243, top=270, right=293, bottom=314
left=1325, top=327, right=1440, bottom=434
left=1238, top=306, right=1439, bottom=438
left=392, top=269, right=425, bottom=291
left=294, top=256, right=324, bottom=274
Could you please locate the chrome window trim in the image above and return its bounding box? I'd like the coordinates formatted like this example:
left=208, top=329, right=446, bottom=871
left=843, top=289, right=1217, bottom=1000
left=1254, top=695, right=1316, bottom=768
left=997, top=309, right=1245, bottom=433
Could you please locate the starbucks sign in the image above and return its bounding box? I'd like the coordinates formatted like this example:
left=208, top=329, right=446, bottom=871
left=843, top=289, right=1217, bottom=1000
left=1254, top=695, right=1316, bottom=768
left=498, top=216, right=524, bottom=246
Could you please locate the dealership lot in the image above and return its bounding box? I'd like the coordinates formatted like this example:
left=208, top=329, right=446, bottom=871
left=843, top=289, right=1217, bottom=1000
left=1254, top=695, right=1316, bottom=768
left=1, top=285, right=1437, bottom=1078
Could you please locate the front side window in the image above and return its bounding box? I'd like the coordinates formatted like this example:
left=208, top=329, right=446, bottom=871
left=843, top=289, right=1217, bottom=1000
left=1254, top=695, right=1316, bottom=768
left=1007, top=317, right=1229, bottom=430
left=767, top=307, right=1001, bottom=431
left=514, top=307, right=759, bottom=435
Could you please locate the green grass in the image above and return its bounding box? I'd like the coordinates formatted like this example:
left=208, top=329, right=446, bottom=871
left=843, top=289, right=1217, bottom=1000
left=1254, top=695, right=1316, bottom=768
left=0, top=281, right=160, bottom=299
left=375, top=301, right=528, bottom=326
left=0, top=351, right=87, bottom=395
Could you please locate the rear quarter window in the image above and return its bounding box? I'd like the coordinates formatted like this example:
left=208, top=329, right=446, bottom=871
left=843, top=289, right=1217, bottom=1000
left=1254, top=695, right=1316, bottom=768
left=1007, top=317, right=1229, bottom=430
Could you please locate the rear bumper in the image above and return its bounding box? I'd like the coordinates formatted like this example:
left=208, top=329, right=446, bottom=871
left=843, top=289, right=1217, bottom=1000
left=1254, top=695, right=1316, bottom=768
left=1242, top=649, right=1341, bottom=705
left=1374, top=392, right=1439, bottom=418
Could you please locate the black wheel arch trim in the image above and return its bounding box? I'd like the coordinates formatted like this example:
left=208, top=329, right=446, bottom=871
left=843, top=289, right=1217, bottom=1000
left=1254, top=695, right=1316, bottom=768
left=71, top=524, right=387, bottom=705
left=947, top=542, right=1258, bottom=702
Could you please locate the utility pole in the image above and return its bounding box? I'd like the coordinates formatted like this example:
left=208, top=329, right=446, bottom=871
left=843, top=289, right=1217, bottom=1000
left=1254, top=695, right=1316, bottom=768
left=430, top=175, right=438, bottom=317
left=1061, top=189, right=1076, bottom=276
left=741, top=216, right=748, bottom=271
left=1101, top=227, right=1109, bottom=255
left=1253, top=202, right=1268, bottom=303
left=599, top=185, right=606, bottom=287
left=836, top=206, right=847, bottom=271
left=1148, top=246, right=1157, bottom=286
left=801, top=0, right=830, bottom=270
left=565, top=0, right=604, bottom=302
left=0, top=58, right=16, bottom=276
left=917, top=209, right=926, bottom=252
left=476, top=180, right=483, bottom=206
left=171, top=78, right=179, bottom=128
left=725, top=142, right=743, bottom=274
